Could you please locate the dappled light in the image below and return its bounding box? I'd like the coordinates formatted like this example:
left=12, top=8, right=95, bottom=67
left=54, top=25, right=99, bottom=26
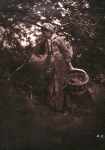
left=0, top=0, right=105, bottom=149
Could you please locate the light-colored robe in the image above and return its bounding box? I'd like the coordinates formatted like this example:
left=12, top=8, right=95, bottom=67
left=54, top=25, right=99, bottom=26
left=29, top=33, right=73, bottom=111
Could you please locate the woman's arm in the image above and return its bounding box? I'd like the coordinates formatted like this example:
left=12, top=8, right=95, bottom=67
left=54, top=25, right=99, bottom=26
left=55, top=37, right=74, bottom=69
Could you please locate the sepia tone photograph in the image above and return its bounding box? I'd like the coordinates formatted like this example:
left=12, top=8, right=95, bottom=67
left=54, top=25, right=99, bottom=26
left=0, top=0, right=105, bottom=149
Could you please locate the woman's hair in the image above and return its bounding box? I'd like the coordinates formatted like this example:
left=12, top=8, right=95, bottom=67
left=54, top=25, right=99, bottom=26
left=42, top=23, right=54, bottom=33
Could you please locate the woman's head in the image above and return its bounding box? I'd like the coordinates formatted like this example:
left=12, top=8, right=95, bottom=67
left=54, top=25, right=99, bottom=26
left=42, top=23, right=55, bottom=38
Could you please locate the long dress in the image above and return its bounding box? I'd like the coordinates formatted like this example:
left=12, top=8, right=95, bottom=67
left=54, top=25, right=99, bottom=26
left=47, top=34, right=73, bottom=111
left=29, top=34, right=73, bottom=110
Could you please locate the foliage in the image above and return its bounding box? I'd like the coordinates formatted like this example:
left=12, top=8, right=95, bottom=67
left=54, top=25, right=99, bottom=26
left=0, top=0, right=105, bottom=77
left=0, top=1, right=104, bottom=148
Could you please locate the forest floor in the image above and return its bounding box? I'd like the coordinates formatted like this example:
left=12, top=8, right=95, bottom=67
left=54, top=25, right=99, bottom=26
left=0, top=75, right=104, bottom=150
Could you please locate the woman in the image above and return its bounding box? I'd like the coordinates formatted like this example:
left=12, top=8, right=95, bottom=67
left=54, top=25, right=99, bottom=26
left=30, top=22, right=73, bottom=111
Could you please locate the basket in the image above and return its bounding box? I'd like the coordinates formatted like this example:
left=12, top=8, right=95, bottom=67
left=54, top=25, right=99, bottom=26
left=64, top=68, right=89, bottom=95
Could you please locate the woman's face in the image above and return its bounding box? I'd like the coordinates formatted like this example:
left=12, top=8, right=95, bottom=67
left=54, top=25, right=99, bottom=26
left=43, top=30, right=52, bottom=39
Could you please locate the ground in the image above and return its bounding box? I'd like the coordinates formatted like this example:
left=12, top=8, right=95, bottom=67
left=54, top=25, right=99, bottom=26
left=0, top=76, right=102, bottom=150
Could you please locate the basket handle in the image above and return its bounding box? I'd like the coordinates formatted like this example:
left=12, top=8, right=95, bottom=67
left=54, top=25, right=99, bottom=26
left=68, top=62, right=75, bottom=70
left=68, top=62, right=89, bottom=81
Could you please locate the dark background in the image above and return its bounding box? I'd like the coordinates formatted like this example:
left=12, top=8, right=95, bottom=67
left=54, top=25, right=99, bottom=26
left=0, top=0, right=105, bottom=149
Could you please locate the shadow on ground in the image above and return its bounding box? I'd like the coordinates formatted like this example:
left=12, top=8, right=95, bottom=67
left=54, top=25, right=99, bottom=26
left=0, top=78, right=104, bottom=150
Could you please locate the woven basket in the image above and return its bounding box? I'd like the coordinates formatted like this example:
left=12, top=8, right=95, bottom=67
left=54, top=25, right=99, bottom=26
left=64, top=68, right=89, bottom=95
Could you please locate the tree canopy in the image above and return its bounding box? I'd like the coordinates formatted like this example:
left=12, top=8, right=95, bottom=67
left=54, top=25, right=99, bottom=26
left=0, top=0, right=105, bottom=77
